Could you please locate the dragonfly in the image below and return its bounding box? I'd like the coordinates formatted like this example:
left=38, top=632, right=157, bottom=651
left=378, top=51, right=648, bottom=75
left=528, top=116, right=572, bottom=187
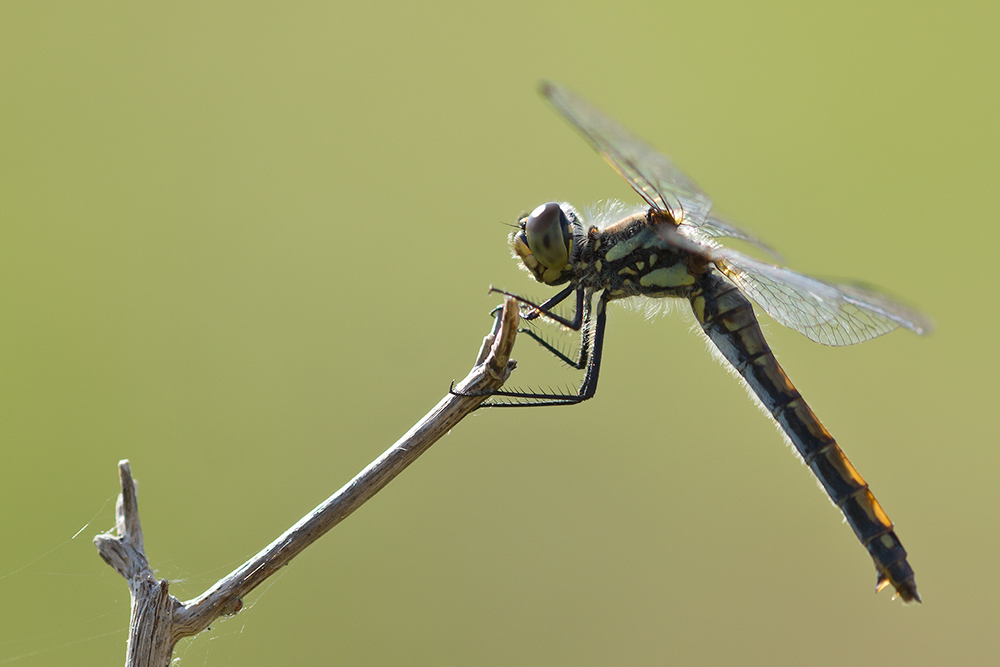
left=475, top=81, right=931, bottom=602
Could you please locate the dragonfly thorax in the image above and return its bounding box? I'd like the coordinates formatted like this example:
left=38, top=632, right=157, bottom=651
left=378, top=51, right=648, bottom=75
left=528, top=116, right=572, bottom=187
left=588, top=212, right=703, bottom=300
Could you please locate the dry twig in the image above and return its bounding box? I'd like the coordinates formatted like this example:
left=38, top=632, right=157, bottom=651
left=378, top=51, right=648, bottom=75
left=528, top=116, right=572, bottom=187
left=94, top=298, right=520, bottom=667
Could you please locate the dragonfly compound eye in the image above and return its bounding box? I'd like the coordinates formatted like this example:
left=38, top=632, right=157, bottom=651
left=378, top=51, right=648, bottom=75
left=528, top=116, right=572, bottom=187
left=524, top=202, right=572, bottom=272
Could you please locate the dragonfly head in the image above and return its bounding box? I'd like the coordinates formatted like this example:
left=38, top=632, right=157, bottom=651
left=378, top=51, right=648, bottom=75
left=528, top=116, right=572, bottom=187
left=511, top=202, right=580, bottom=286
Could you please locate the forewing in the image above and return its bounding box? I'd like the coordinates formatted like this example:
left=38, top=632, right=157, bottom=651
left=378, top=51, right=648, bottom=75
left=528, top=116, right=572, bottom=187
left=715, top=249, right=933, bottom=346
left=541, top=81, right=714, bottom=227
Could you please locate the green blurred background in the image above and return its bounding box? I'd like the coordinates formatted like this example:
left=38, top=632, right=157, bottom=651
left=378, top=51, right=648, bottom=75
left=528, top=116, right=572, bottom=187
left=1, top=2, right=995, bottom=665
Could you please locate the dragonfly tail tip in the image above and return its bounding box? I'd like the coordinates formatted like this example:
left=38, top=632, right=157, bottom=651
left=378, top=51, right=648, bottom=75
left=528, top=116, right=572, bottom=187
left=877, top=572, right=921, bottom=604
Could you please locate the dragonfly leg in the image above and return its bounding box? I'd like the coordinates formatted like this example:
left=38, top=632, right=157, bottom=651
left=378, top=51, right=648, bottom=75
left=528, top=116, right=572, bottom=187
left=517, top=288, right=592, bottom=369
left=518, top=327, right=586, bottom=368
left=491, top=285, right=582, bottom=329
left=482, top=292, right=608, bottom=407
left=451, top=287, right=580, bottom=401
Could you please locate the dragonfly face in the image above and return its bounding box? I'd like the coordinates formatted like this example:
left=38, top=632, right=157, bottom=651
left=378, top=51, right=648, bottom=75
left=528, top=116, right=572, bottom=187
left=482, top=81, right=931, bottom=603
left=511, top=202, right=579, bottom=286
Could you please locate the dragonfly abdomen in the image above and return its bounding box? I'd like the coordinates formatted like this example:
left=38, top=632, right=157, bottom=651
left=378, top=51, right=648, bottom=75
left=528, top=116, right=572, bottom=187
left=690, top=272, right=920, bottom=602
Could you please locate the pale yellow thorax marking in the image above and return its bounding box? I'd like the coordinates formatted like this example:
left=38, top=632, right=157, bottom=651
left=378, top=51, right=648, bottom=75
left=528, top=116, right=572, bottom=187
left=640, top=264, right=695, bottom=288
left=604, top=227, right=657, bottom=263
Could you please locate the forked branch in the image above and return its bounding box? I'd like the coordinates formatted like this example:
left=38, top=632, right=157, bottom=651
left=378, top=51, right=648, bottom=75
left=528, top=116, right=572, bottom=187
left=94, top=298, right=520, bottom=667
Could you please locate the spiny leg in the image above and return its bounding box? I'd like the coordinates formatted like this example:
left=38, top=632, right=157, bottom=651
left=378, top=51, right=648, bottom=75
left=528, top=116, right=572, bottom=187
left=450, top=286, right=579, bottom=402
left=492, top=285, right=582, bottom=330
left=483, top=292, right=609, bottom=407
left=519, top=288, right=592, bottom=370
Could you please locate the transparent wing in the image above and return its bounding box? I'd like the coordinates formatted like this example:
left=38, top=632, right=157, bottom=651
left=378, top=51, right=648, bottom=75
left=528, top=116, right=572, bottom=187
left=714, top=249, right=934, bottom=346
left=689, top=214, right=783, bottom=261
left=541, top=81, right=714, bottom=227
left=542, top=81, right=932, bottom=346
left=542, top=81, right=785, bottom=259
